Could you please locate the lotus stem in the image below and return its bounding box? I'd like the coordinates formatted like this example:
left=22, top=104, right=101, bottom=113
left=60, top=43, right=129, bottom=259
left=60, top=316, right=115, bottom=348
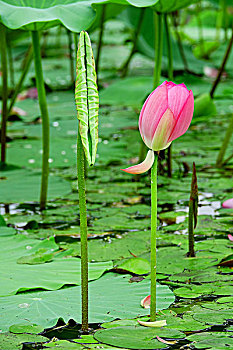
left=188, top=162, right=198, bottom=257
left=67, top=29, right=75, bottom=85
left=153, top=12, right=163, bottom=88
left=150, top=152, right=158, bottom=321
left=96, top=4, right=106, bottom=78
left=188, top=200, right=195, bottom=257
left=164, top=14, right=173, bottom=81
left=31, top=30, right=50, bottom=211
left=196, top=2, right=204, bottom=51
left=8, top=46, right=33, bottom=116
left=121, top=8, right=145, bottom=78
left=0, top=24, right=8, bottom=164
left=77, top=131, right=89, bottom=332
left=210, top=27, right=233, bottom=98
left=172, top=12, right=189, bottom=72
left=7, top=42, right=15, bottom=87
left=216, top=113, right=233, bottom=167
left=164, top=13, right=173, bottom=177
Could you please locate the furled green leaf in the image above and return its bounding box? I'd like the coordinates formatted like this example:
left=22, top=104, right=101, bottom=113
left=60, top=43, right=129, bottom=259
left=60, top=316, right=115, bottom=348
left=75, top=31, right=99, bottom=166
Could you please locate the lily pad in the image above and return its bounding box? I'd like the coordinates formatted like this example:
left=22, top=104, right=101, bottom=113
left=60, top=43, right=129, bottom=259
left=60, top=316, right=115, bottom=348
left=0, top=169, right=71, bottom=203
left=0, top=235, right=112, bottom=296
left=94, top=326, right=184, bottom=349
left=0, top=332, right=47, bottom=350
left=0, top=273, right=175, bottom=332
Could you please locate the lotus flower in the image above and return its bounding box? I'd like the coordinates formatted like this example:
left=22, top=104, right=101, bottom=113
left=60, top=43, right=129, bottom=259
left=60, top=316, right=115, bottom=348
left=222, top=198, right=233, bottom=209
left=122, top=81, right=194, bottom=174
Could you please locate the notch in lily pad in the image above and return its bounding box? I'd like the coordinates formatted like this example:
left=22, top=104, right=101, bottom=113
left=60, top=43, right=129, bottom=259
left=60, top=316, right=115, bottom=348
left=75, top=31, right=99, bottom=166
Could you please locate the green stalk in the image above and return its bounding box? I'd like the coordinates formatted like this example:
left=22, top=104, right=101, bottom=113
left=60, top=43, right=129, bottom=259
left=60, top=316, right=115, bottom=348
left=164, top=14, right=173, bottom=177
left=8, top=46, right=33, bottom=116
left=172, top=12, right=189, bottom=72
left=187, top=162, right=197, bottom=257
left=216, top=113, right=233, bottom=167
left=150, top=153, right=158, bottom=322
left=121, top=8, right=145, bottom=78
left=73, top=33, right=78, bottom=58
left=77, top=131, right=88, bottom=332
left=164, top=14, right=173, bottom=81
left=188, top=201, right=195, bottom=257
left=196, top=2, right=204, bottom=51
left=67, top=29, right=75, bottom=85
left=210, top=28, right=233, bottom=98
left=0, top=24, right=8, bottom=164
left=153, top=12, right=163, bottom=88
left=31, top=30, right=50, bottom=211
left=95, top=4, right=106, bottom=77
left=7, top=42, right=15, bottom=87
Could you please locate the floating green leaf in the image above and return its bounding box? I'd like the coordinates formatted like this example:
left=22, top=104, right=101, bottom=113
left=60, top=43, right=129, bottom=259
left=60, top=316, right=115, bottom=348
left=0, top=273, right=174, bottom=332
left=94, top=326, right=184, bottom=349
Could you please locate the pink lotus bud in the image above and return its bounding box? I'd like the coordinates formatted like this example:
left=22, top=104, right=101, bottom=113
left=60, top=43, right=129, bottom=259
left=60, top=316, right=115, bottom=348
left=222, top=198, right=233, bottom=209
left=122, top=81, right=194, bottom=174
left=139, top=81, right=194, bottom=151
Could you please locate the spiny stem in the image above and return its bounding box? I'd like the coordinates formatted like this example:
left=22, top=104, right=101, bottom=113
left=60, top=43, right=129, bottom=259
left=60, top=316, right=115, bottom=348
left=188, top=162, right=198, bottom=257
left=121, top=8, right=145, bottom=78
left=67, top=29, right=75, bottom=85
left=216, top=113, right=233, bottom=167
left=77, top=131, right=89, bottom=332
left=153, top=12, right=163, bottom=88
left=188, top=201, right=195, bottom=257
left=210, top=27, right=233, bottom=98
left=31, top=30, right=50, bottom=211
left=7, top=42, right=15, bottom=87
left=164, top=13, right=173, bottom=177
left=0, top=24, right=8, bottom=164
left=167, top=144, right=172, bottom=178
left=164, top=14, right=173, bottom=81
left=8, top=46, right=33, bottom=116
left=150, top=153, right=158, bottom=322
left=172, top=12, right=189, bottom=72
left=96, top=4, right=106, bottom=78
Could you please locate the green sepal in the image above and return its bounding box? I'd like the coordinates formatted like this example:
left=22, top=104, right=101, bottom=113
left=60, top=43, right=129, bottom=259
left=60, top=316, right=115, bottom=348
left=75, top=31, right=99, bottom=166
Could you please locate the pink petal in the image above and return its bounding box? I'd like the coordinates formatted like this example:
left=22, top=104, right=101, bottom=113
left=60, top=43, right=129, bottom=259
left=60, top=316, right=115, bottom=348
left=151, top=108, right=175, bottom=151
left=222, top=198, right=233, bottom=209
left=141, top=295, right=151, bottom=308
left=121, top=150, right=154, bottom=174
left=228, top=234, right=233, bottom=242
left=139, top=85, right=168, bottom=149
left=156, top=336, right=177, bottom=345
left=161, top=81, right=176, bottom=89
left=168, top=84, right=190, bottom=118
left=168, top=90, right=194, bottom=142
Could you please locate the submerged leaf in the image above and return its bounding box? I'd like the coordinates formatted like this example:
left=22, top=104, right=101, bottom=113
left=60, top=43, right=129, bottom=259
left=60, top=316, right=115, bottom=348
left=75, top=31, right=99, bottom=166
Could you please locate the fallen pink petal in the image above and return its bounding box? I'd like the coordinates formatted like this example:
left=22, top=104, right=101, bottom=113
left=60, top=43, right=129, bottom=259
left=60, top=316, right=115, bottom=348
left=222, top=198, right=233, bottom=209
left=140, top=295, right=151, bottom=308
left=156, top=336, right=177, bottom=345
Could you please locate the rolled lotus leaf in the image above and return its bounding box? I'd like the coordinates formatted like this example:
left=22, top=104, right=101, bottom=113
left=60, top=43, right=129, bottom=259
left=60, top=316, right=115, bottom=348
left=75, top=31, right=99, bottom=166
